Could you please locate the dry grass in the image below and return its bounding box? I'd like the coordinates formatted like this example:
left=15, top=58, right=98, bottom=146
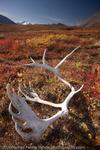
left=0, top=25, right=100, bottom=149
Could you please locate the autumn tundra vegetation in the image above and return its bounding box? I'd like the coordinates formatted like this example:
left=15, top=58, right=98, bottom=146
left=0, top=24, right=100, bottom=149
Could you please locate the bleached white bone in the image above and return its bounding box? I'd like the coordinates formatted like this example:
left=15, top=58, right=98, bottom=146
left=7, top=84, right=67, bottom=142
left=19, top=82, right=83, bottom=112
left=7, top=46, right=83, bottom=142
left=24, top=46, right=80, bottom=77
left=18, top=83, right=62, bottom=108
left=55, top=46, right=80, bottom=69
left=42, top=48, right=47, bottom=64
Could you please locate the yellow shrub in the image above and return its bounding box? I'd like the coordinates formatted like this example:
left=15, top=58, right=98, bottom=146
left=26, top=34, right=69, bottom=48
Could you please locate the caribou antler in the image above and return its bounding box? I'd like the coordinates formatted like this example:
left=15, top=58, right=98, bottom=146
left=18, top=83, right=62, bottom=108
left=24, top=46, right=80, bottom=77
left=19, top=82, right=83, bottom=112
left=21, top=46, right=83, bottom=111
left=7, top=84, right=67, bottom=142
left=7, top=47, right=83, bottom=142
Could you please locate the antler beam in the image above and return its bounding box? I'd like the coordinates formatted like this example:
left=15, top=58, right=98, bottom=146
left=7, top=84, right=67, bottom=142
left=24, top=46, right=80, bottom=77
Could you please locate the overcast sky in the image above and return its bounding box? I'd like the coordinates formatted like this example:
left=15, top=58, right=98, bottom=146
left=0, top=0, right=100, bottom=25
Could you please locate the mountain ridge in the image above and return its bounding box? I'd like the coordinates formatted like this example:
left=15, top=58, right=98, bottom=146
left=0, top=14, right=15, bottom=24
left=80, top=12, right=100, bottom=27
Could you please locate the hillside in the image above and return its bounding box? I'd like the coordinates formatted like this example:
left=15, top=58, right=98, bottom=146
left=81, top=13, right=100, bottom=27
left=0, top=14, right=15, bottom=24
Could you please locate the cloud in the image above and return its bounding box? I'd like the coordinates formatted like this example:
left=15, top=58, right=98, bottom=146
left=41, top=16, right=64, bottom=22
left=0, top=11, right=17, bottom=21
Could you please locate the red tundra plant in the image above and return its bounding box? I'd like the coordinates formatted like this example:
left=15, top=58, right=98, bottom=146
left=83, top=66, right=100, bottom=98
left=0, top=37, right=19, bottom=51
left=0, top=63, right=17, bottom=86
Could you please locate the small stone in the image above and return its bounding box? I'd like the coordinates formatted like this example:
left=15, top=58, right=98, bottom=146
left=88, top=133, right=92, bottom=139
left=80, top=122, right=89, bottom=132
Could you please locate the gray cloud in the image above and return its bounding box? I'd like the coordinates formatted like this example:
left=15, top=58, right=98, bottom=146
left=41, top=16, right=64, bottom=22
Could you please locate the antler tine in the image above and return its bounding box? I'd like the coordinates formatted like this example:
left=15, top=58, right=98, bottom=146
left=19, top=81, right=83, bottom=113
left=75, top=84, right=84, bottom=94
left=9, top=103, right=26, bottom=127
left=29, top=81, right=32, bottom=88
left=30, top=57, right=35, bottom=63
left=9, top=103, right=20, bottom=118
left=55, top=46, right=80, bottom=69
left=58, top=77, right=83, bottom=92
left=31, top=48, right=47, bottom=64
left=58, top=76, right=75, bottom=91
left=61, top=84, right=83, bottom=111
left=42, top=48, right=47, bottom=64
left=19, top=83, right=62, bottom=108
left=43, top=110, right=67, bottom=125
left=19, top=83, right=39, bottom=98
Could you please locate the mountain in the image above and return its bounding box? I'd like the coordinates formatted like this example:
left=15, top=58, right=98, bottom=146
left=19, top=21, right=31, bottom=25
left=50, top=23, right=67, bottom=27
left=0, top=14, right=15, bottom=24
left=80, top=13, right=100, bottom=27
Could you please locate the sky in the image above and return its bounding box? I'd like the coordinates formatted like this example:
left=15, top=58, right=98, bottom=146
left=0, top=0, right=100, bottom=25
